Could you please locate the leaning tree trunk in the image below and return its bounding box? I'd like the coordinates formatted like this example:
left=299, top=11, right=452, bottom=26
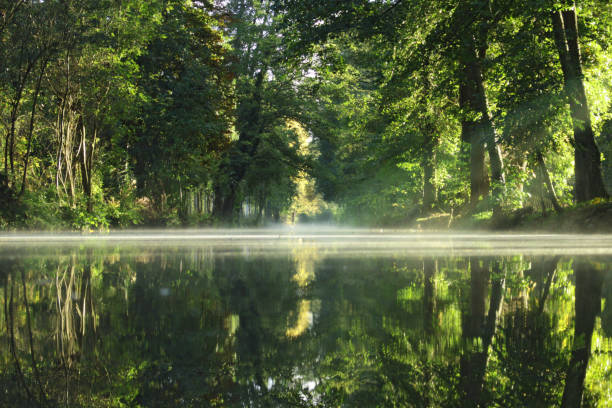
left=456, top=0, right=506, bottom=213
left=20, top=58, right=48, bottom=196
left=459, top=36, right=505, bottom=211
left=551, top=6, right=608, bottom=202
left=5, top=58, right=35, bottom=185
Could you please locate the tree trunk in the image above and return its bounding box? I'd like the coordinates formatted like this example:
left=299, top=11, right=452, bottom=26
left=4, top=59, right=35, bottom=184
left=536, top=152, right=562, bottom=212
left=422, top=134, right=437, bottom=214
left=456, top=0, right=505, bottom=212
left=197, top=190, right=202, bottom=214
left=213, top=66, right=267, bottom=224
left=420, top=70, right=438, bottom=215
left=468, top=135, right=488, bottom=207
left=459, top=39, right=501, bottom=209
left=487, top=137, right=505, bottom=214
left=78, top=120, right=93, bottom=213
left=213, top=183, right=237, bottom=224
left=551, top=7, right=608, bottom=202
left=561, top=260, right=604, bottom=407
left=20, top=58, right=48, bottom=196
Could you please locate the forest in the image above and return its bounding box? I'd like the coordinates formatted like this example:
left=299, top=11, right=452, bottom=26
left=0, top=0, right=611, bottom=229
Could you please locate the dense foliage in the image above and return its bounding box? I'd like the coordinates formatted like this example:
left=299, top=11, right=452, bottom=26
left=1, top=0, right=611, bottom=228
left=275, top=0, right=612, bottom=224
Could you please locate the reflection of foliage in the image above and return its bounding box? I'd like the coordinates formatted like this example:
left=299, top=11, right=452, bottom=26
left=491, top=308, right=568, bottom=407
left=0, top=250, right=610, bottom=407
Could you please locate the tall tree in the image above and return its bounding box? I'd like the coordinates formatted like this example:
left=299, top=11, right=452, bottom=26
left=132, top=0, right=234, bottom=217
left=551, top=2, right=608, bottom=201
left=213, top=0, right=307, bottom=223
left=439, top=0, right=506, bottom=212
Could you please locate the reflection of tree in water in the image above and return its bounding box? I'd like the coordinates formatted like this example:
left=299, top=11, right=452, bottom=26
left=459, top=257, right=506, bottom=407
left=486, top=257, right=611, bottom=407
left=0, top=248, right=235, bottom=406
left=562, top=260, right=606, bottom=407
left=0, top=249, right=610, bottom=407
left=306, top=256, right=464, bottom=406
left=1, top=253, right=101, bottom=406
left=492, top=257, right=568, bottom=406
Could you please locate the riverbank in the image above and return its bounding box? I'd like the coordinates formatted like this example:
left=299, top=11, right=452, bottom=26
left=2, top=198, right=611, bottom=233
left=460, top=201, right=612, bottom=233
left=495, top=201, right=612, bottom=232
left=415, top=200, right=612, bottom=233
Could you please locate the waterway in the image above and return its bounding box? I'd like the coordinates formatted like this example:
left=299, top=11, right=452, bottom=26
left=0, top=230, right=610, bottom=407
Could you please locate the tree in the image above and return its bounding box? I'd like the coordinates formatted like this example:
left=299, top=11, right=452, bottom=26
left=131, top=0, right=234, bottom=219
left=550, top=2, right=608, bottom=202
left=212, top=0, right=309, bottom=224
left=452, top=0, right=506, bottom=212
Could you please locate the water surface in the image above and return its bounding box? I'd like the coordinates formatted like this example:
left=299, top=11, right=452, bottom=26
left=1, top=231, right=611, bottom=407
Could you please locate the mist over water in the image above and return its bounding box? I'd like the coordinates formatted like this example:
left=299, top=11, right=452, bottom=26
left=2, top=228, right=612, bottom=256
left=1, top=230, right=611, bottom=406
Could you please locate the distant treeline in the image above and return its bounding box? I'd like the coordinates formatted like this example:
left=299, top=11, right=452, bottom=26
left=1, top=0, right=611, bottom=229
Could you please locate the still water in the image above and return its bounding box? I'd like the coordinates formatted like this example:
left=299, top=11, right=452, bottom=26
left=0, top=231, right=611, bottom=407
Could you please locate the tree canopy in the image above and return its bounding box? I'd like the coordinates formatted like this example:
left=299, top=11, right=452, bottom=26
left=0, top=0, right=611, bottom=228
